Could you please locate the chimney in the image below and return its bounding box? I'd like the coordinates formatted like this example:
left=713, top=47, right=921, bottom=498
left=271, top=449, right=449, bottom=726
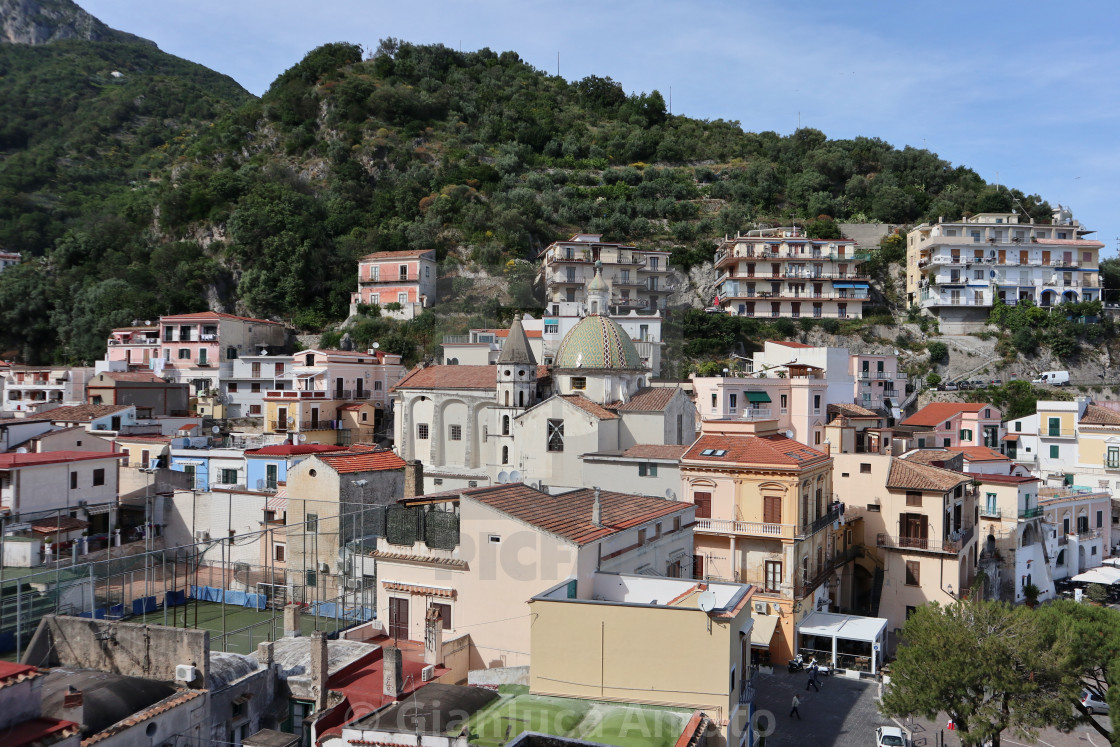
left=592, top=487, right=602, bottom=528
left=383, top=645, right=403, bottom=699
left=404, top=459, right=424, bottom=499
left=424, top=607, right=444, bottom=667
left=283, top=603, right=302, bottom=637
left=309, top=630, right=329, bottom=711
left=61, top=686, right=84, bottom=731
left=257, top=641, right=274, bottom=669
left=822, top=440, right=831, bottom=456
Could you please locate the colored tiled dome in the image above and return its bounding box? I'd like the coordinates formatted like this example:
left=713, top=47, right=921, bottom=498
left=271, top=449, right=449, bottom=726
left=554, top=315, right=644, bottom=370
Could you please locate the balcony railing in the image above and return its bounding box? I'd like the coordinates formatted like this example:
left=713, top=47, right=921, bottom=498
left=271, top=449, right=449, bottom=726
left=797, top=506, right=841, bottom=540
left=1019, top=506, right=1042, bottom=519
left=266, top=390, right=329, bottom=399
left=979, top=506, right=1002, bottom=519
left=741, top=408, right=773, bottom=420
left=1104, top=459, right=1120, bottom=470
left=877, top=524, right=975, bottom=554
left=794, top=546, right=861, bottom=598
left=270, top=421, right=288, bottom=432
left=694, top=517, right=795, bottom=539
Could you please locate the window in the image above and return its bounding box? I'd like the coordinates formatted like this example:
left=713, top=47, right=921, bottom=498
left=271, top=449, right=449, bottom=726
left=729, top=393, right=737, bottom=411
left=905, top=561, right=920, bottom=586
left=693, top=492, right=712, bottom=519
left=860, top=463, right=871, bottom=474
left=251, top=383, right=261, bottom=393
left=906, top=491, right=922, bottom=507
left=638, top=463, right=658, bottom=477
left=763, top=495, right=781, bottom=524
left=274, top=544, right=285, bottom=562
left=960, top=429, right=972, bottom=442
left=228, top=383, right=238, bottom=393
left=178, top=348, right=191, bottom=359
left=571, top=376, right=586, bottom=390
left=425, top=265, right=431, bottom=278
left=502, top=446, right=509, bottom=464
left=501, top=415, right=510, bottom=435
left=544, top=322, right=559, bottom=334
left=70, top=472, right=77, bottom=489
left=637, top=529, right=646, bottom=546
left=418, top=423, right=429, bottom=440
left=943, top=438, right=952, bottom=447
left=547, top=419, right=564, bottom=451
left=1050, top=445, right=1059, bottom=459
left=221, top=468, right=237, bottom=484
left=1015, top=421, right=1021, bottom=432
left=306, top=569, right=317, bottom=588
left=984, top=409, right=991, bottom=419
left=92, top=468, right=105, bottom=486
left=249, top=405, right=262, bottom=415
left=1098, top=510, right=1104, bottom=528
left=449, top=424, right=462, bottom=441
left=813, top=395, right=821, bottom=413
left=764, top=560, right=782, bottom=592
left=306, top=514, right=318, bottom=532
left=275, top=362, right=285, bottom=375
left=399, top=264, right=408, bottom=280
left=398, top=292, right=408, bottom=305
left=430, top=602, right=452, bottom=630
left=1048, top=417, right=1061, bottom=437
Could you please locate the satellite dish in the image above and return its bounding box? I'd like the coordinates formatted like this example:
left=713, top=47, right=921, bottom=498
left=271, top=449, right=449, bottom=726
left=372, top=342, right=380, bottom=349
left=260, top=350, right=269, bottom=356
left=785, top=429, right=795, bottom=439
left=298, top=434, right=307, bottom=442
left=497, top=471, right=509, bottom=484
left=509, top=470, right=521, bottom=483
left=211, top=425, right=220, bottom=434
left=287, top=417, right=295, bottom=425
left=665, top=488, right=678, bottom=501
left=697, top=590, right=718, bottom=613
left=16, top=447, right=28, bottom=454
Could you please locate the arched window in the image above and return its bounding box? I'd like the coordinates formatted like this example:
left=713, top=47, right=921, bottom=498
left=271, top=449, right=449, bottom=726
left=504, top=391, right=510, bottom=406
left=502, top=446, right=509, bottom=464
left=502, top=416, right=510, bottom=435
left=518, top=391, right=525, bottom=407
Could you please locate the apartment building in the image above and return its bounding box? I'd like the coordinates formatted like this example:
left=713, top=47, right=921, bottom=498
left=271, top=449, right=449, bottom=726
left=714, top=229, right=869, bottom=320
left=100, top=324, right=161, bottom=372
left=1004, top=398, right=1120, bottom=493
left=898, top=402, right=1003, bottom=449
left=85, top=372, right=189, bottom=417
left=541, top=233, right=671, bottom=313
left=973, top=472, right=1052, bottom=604
left=0, top=251, right=20, bottom=273
left=906, top=207, right=1103, bottom=326
left=2, top=366, right=93, bottom=414
left=0, top=450, right=126, bottom=528
left=680, top=418, right=848, bottom=664
left=351, top=249, right=437, bottom=320
left=220, top=353, right=293, bottom=419
left=158, top=312, right=287, bottom=395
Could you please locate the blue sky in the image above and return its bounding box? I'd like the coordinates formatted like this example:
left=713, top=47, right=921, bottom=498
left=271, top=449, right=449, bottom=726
left=78, top=0, right=1119, bottom=255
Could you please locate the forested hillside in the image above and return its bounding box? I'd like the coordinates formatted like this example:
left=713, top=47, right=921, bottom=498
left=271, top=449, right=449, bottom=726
left=0, top=36, right=1057, bottom=364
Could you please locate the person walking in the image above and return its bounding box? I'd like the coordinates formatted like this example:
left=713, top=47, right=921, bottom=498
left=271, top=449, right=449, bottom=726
left=806, top=661, right=821, bottom=691
left=790, top=693, right=801, bottom=719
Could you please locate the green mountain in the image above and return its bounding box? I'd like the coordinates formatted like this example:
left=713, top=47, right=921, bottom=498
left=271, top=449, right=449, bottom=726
left=0, top=31, right=1055, bottom=365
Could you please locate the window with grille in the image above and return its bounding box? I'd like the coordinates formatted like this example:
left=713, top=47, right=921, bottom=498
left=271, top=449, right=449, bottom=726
left=418, top=423, right=429, bottom=440
left=547, top=419, right=564, bottom=452
left=571, top=377, right=586, bottom=390
left=449, top=424, right=462, bottom=441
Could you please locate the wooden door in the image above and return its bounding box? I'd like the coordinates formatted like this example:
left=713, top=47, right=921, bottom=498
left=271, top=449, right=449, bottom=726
left=389, top=597, right=409, bottom=640
left=692, top=555, right=705, bottom=581
left=1020, top=250, right=1028, bottom=264
left=1042, top=250, right=1050, bottom=265
left=998, top=250, right=1005, bottom=264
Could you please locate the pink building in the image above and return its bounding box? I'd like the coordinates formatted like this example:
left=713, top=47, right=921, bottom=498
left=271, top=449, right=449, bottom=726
left=899, top=402, right=1004, bottom=449
left=158, top=312, right=287, bottom=395
left=352, top=249, right=438, bottom=320
left=104, top=325, right=161, bottom=370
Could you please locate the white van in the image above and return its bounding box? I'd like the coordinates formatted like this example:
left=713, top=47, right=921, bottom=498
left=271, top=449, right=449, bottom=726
left=1032, top=371, right=1070, bottom=386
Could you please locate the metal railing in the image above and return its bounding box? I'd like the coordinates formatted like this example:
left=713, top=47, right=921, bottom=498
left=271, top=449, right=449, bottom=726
left=741, top=408, right=773, bottom=420
left=794, top=546, right=861, bottom=598
left=797, top=506, right=841, bottom=539
left=1019, top=507, right=1042, bottom=519
left=980, top=506, right=1002, bottom=519
left=877, top=524, right=975, bottom=554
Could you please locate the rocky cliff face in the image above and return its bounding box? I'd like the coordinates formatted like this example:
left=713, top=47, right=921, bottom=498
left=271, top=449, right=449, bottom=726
left=1, top=0, right=154, bottom=45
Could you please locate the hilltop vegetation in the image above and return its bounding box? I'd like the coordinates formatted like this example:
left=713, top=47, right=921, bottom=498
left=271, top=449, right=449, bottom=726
left=0, top=37, right=1060, bottom=364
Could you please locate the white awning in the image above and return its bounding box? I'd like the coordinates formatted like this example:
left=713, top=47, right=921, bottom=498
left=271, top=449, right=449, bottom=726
left=797, top=611, right=888, bottom=643
left=750, top=614, right=779, bottom=648
left=1072, top=566, right=1120, bottom=585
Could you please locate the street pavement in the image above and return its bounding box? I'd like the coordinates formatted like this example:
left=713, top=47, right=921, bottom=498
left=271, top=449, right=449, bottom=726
left=750, top=669, right=1112, bottom=746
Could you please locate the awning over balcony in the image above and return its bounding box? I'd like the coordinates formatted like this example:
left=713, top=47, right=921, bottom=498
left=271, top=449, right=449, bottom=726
left=745, top=391, right=771, bottom=404
left=832, top=282, right=869, bottom=289
left=749, top=614, right=779, bottom=648
left=796, top=611, right=888, bottom=674
left=1001, top=434, right=1019, bottom=442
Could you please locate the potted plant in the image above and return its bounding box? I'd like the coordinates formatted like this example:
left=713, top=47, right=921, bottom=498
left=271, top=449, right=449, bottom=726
left=1023, top=583, right=1040, bottom=608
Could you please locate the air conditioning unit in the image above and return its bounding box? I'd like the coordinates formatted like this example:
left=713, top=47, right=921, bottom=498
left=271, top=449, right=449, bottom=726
left=421, top=665, right=435, bottom=682
left=175, top=664, right=198, bottom=682
left=77, top=500, right=87, bottom=507
left=345, top=579, right=361, bottom=590
left=318, top=562, right=329, bottom=573
left=195, top=531, right=210, bottom=542
left=753, top=601, right=768, bottom=614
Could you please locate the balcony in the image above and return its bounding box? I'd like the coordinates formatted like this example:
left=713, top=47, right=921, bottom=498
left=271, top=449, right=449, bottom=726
left=741, top=408, right=773, bottom=420
left=199, top=333, right=218, bottom=342
left=694, top=517, right=795, bottom=540
left=1019, top=506, right=1044, bottom=519
left=266, top=390, right=329, bottom=399
left=979, top=506, right=1002, bottom=519
left=1104, top=458, right=1120, bottom=470
left=797, top=506, right=841, bottom=540
left=270, top=420, right=288, bottom=432
left=794, top=546, right=861, bottom=598
left=877, top=524, right=975, bottom=554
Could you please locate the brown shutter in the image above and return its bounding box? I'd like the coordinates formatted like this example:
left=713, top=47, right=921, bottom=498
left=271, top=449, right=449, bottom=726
left=693, top=492, right=712, bottom=519
left=763, top=495, right=782, bottom=524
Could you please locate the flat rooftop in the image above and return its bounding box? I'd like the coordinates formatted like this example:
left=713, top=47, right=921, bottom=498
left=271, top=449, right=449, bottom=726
left=535, top=572, right=749, bottom=613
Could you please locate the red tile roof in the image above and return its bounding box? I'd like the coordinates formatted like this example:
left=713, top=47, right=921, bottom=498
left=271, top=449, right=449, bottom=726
left=614, top=387, right=679, bottom=412
left=1080, top=403, right=1120, bottom=426
left=3, top=717, right=80, bottom=745
left=84, top=689, right=204, bottom=745
left=47, top=404, right=132, bottom=421
left=247, top=444, right=348, bottom=456
left=0, top=661, right=38, bottom=688
left=317, top=447, right=407, bottom=474
left=827, top=402, right=882, bottom=419
left=682, top=434, right=830, bottom=468
left=900, top=402, right=989, bottom=427
left=886, top=458, right=969, bottom=492
left=466, top=483, right=690, bottom=545
left=30, top=516, right=89, bottom=534
left=92, top=371, right=171, bottom=383
left=946, top=445, right=1009, bottom=462
left=560, top=395, right=618, bottom=420
left=621, top=444, right=689, bottom=460
left=973, top=473, right=1039, bottom=484
left=359, top=249, right=436, bottom=260
left=114, top=434, right=171, bottom=443
left=392, top=364, right=496, bottom=391
left=476, top=328, right=543, bottom=339
left=0, top=451, right=126, bottom=469
left=159, top=311, right=281, bottom=325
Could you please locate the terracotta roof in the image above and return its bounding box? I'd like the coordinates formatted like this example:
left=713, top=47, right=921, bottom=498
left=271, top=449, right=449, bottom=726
left=901, top=449, right=957, bottom=466
left=370, top=550, right=468, bottom=569
left=900, top=402, right=989, bottom=427
left=159, top=311, right=281, bottom=325
left=92, top=371, right=170, bottom=383
left=359, top=249, right=436, bottom=260
left=0, top=661, right=38, bottom=688
left=621, top=444, right=689, bottom=460
left=827, top=402, right=881, bottom=419
left=0, top=451, right=126, bottom=469
left=973, top=473, right=1039, bottom=484
left=4, top=717, right=80, bottom=745
left=47, top=404, right=131, bottom=421
left=559, top=395, right=618, bottom=420
left=29, top=516, right=88, bottom=534
left=84, top=689, right=204, bottom=745
left=338, top=402, right=372, bottom=411
left=886, top=458, right=968, bottom=492
left=615, top=387, right=678, bottom=412
left=316, top=447, right=406, bottom=474
left=1080, top=403, right=1120, bottom=426
left=247, top=444, right=348, bottom=456
left=682, top=433, right=830, bottom=468
left=392, top=364, right=496, bottom=391
left=1001, top=434, right=1020, bottom=442
left=381, top=581, right=454, bottom=598
left=768, top=340, right=813, bottom=348
left=114, top=434, right=171, bottom=444
left=467, top=483, right=690, bottom=545
left=946, top=445, right=1009, bottom=462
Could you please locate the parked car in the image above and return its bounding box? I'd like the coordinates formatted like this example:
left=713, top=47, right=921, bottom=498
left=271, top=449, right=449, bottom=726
left=942, top=382, right=958, bottom=391
left=971, top=380, right=987, bottom=389
left=1082, top=689, right=1109, bottom=715
left=990, top=378, right=1003, bottom=385
left=1032, top=370, right=1070, bottom=386
left=875, top=726, right=909, bottom=747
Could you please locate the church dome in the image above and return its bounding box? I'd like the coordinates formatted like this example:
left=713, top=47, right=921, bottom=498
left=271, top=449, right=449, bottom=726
left=554, top=315, right=644, bottom=370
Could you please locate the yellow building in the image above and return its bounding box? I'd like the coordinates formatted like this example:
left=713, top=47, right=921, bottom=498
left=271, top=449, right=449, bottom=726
left=680, top=418, right=857, bottom=665
left=530, top=572, right=755, bottom=747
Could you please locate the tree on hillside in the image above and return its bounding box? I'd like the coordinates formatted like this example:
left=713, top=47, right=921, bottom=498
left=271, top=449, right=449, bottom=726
left=880, top=600, right=1086, bottom=746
